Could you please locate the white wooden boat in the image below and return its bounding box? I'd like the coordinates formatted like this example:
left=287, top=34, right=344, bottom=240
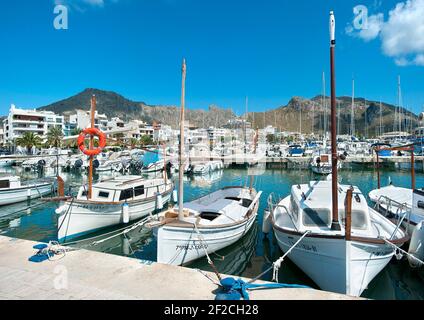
left=56, top=175, right=173, bottom=242
left=369, top=185, right=412, bottom=218
left=265, top=11, right=408, bottom=297
left=369, top=185, right=424, bottom=266
left=152, top=186, right=262, bottom=265
left=0, top=176, right=53, bottom=206
left=267, top=180, right=408, bottom=296
left=148, top=59, right=262, bottom=267
left=310, top=153, right=338, bottom=175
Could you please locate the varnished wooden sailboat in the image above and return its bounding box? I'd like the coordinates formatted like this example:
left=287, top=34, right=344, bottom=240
left=264, top=11, right=408, bottom=297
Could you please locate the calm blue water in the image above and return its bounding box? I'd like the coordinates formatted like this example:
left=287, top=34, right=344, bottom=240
left=1, top=164, right=423, bottom=300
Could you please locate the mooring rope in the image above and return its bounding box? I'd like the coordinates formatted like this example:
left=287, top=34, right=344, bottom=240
left=248, top=230, right=311, bottom=284
left=380, top=237, right=424, bottom=267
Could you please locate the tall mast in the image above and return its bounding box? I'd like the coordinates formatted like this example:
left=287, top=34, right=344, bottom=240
left=245, top=96, right=248, bottom=154
left=351, top=78, right=355, bottom=136
left=329, top=11, right=340, bottom=231
left=379, top=99, right=383, bottom=137
left=337, top=101, right=340, bottom=136
left=88, top=95, right=96, bottom=199
left=178, top=59, right=186, bottom=220
left=398, top=75, right=402, bottom=134
left=322, top=71, right=327, bottom=138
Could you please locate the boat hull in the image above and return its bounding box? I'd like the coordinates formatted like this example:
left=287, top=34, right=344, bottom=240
left=58, top=191, right=172, bottom=242
left=0, top=183, right=52, bottom=206
left=157, top=210, right=258, bottom=266
left=272, top=227, right=395, bottom=296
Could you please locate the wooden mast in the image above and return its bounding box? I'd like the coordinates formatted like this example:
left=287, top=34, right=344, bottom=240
left=88, top=95, right=96, bottom=200
left=329, top=11, right=341, bottom=231
left=178, top=59, right=186, bottom=220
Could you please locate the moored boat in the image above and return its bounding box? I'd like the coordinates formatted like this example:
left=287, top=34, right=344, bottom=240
left=0, top=176, right=54, bottom=206
left=56, top=175, right=173, bottom=242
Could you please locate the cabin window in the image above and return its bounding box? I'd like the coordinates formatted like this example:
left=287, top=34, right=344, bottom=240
left=339, top=210, right=368, bottom=230
left=302, top=208, right=330, bottom=227
left=98, top=191, right=109, bottom=199
left=119, top=189, right=134, bottom=201
left=81, top=190, right=88, bottom=197
left=134, top=186, right=145, bottom=197
left=0, top=180, right=10, bottom=188
left=417, top=201, right=424, bottom=210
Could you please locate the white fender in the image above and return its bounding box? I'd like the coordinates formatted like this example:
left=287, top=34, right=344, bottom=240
left=156, top=193, right=164, bottom=210
left=408, top=221, right=424, bottom=268
left=262, top=209, right=272, bottom=234
left=172, top=190, right=178, bottom=203
left=122, top=203, right=130, bottom=224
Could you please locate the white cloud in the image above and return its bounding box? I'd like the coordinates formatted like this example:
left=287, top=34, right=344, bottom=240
left=347, top=0, right=424, bottom=67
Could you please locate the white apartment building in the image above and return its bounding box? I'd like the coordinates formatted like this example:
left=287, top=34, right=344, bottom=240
left=70, top=110, right=108, bottom=131
left=3, top=104, right=64, bottom=143
left=154, top=124, right=174, bottom=142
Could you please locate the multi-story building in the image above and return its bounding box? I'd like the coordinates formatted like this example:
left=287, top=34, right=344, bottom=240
left=3, top=104, right=64, bottom=143
left=65, top=110, right=109, bottom=136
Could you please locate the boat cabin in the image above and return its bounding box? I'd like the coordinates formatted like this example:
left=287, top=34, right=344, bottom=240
left=0, top=176, right=21, bottom=189
left=286, top=181, right=372, bottom=235
left=76, top=175, right=170, bottom=203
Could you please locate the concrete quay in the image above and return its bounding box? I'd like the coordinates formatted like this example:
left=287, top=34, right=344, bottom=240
left=0, top=236, right=360, bottom=300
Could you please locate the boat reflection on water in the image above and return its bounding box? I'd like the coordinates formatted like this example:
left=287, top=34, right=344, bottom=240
left=68, top=220, right=154, bottom=257
left=185, top=223, right=259, bottom=276
left=183, top=170, right=224, bottom=187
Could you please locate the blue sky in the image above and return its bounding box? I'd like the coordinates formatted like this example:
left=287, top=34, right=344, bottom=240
left=0, top=0, right=423, bottom=116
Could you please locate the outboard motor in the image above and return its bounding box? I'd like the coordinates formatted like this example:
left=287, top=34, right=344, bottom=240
left=74, top=159, right=83, bottom=169
left=92, top=159, right=100, bottom=169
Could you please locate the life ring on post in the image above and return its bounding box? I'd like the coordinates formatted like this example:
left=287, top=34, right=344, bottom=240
left=77, top=128, right=107, bottom=156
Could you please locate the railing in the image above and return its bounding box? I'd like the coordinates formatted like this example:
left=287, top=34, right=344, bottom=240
left=267, top=192, right=299, bottom=232
left=374, top=194, right=412, bottom=238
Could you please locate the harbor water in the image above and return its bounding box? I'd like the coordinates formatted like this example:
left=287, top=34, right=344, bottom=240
left=1, top=165, right=423, bottom=300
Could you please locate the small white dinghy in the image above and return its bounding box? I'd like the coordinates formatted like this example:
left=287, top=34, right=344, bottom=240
left=0, top=176, right=53, bottom=206
left=56, top=175, right=173, bottom=243
left=151, top=186, right=261, bottom=265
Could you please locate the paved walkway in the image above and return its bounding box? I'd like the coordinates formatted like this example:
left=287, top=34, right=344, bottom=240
left=0, top=236, right=359, bottom=300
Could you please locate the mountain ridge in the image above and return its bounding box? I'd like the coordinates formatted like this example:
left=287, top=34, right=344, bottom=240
left=38, top=88, right=418, bottom=136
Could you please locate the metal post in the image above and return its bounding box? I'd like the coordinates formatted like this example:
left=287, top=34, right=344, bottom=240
left=178, top=59, right=186, bottom=221
left=411, top=148, right=416, bottom=190
left=345, top=188, right=353, bottom=241
left=88, top=95, right=96, bottom=199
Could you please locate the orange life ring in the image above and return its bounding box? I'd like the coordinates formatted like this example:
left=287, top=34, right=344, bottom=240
left=77, top=128, right=107, bottom=156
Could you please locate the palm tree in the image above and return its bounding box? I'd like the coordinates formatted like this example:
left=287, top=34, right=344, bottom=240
left=15, top=132, right=43, bottom=154
left=46, top=126, right=64, bottom=148
left=129, top=138, right=138, bottom=149
left=140, top=134, right=153, bottom=147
